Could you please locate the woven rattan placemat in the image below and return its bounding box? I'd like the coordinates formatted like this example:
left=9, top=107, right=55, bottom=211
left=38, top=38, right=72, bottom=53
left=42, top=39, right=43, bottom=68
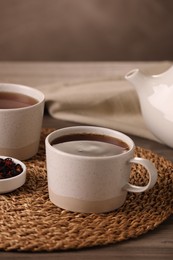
left=0, top=128, right=172, bottom=252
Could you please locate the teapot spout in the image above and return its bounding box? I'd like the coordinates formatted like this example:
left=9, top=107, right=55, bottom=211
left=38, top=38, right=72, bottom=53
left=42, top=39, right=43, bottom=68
left=125, top=69, right=152, bottom=96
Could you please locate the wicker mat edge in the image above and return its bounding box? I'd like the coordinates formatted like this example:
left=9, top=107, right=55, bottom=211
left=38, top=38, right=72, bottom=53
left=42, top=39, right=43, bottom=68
left=0, top=128, right=172, bottom=252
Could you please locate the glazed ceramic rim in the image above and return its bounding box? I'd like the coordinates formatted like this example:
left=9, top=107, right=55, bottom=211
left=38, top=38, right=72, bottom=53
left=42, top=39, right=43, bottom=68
left=46, top=126, right=135, bottom=159
left=0, top=83, right=45, bottom=111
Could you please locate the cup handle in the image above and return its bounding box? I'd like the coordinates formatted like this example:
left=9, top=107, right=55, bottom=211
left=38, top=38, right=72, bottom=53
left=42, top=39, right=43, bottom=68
left=123, top=157, right=158, bottom=193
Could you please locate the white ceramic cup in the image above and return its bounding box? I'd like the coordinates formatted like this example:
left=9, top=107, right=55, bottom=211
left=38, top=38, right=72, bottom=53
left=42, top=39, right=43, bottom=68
left=45, top=126, right=158, bottom=213
left=0, top=83, right=45, bottom=160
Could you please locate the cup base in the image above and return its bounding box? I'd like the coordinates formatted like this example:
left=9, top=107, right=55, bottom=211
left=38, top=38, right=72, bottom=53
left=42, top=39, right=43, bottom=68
left=0, top=141, right=39, bottom=160
left=49, top=188, right=126, bottom=213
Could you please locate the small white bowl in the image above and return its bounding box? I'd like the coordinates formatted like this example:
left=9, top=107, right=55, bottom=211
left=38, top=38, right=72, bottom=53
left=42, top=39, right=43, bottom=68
left=0, top=156, right=26, bottom=194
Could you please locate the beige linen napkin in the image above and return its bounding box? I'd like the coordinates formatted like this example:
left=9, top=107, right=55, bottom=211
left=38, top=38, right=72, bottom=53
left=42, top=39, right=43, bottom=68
left=36, top=62, right=171, bottom=141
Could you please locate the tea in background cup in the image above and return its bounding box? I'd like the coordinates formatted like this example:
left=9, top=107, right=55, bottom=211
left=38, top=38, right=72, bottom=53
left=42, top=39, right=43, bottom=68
left=0, top=83, right=45, bottom=160
left=45, top=126, right=158, bottom=213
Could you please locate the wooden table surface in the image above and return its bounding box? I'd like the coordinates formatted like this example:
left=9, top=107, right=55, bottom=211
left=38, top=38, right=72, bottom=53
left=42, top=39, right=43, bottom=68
left=0, top=62, right=172, bottom=260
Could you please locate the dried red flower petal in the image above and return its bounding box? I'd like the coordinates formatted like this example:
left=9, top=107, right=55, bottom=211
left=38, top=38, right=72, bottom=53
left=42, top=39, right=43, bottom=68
left=0, top=158, right=23, bottom=179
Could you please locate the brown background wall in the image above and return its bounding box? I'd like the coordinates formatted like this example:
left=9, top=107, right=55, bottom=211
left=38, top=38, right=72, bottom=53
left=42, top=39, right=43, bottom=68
left=0, top=0, right=173, bottom=61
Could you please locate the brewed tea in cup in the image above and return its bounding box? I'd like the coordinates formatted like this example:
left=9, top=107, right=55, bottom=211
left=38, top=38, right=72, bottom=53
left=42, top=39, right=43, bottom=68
left=0, top=83, right=45, bottom=160
left=45, top=126, right=158, bottom=213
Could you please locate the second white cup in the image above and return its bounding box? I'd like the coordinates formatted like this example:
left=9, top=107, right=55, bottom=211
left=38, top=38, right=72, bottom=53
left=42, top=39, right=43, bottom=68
left=0, top=83, right=45, bottom=160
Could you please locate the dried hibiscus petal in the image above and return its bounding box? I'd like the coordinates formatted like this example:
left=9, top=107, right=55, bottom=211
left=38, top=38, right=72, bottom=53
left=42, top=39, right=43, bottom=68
left=0, top=158, right=23, bottom=179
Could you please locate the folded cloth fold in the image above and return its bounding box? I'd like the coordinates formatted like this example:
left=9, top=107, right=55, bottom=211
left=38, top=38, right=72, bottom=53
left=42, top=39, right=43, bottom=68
left=36, top=62, right=171, bottom=142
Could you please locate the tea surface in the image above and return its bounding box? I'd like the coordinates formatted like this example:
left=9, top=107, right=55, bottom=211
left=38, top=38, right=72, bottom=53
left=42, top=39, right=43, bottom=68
left=51, top=133, right=129, bottom=157
left=0, top=92, right=38, bottom=109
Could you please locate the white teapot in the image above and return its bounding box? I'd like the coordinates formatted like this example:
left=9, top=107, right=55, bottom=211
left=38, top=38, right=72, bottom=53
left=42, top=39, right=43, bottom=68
left=125, top=66, right=173, bottom=148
